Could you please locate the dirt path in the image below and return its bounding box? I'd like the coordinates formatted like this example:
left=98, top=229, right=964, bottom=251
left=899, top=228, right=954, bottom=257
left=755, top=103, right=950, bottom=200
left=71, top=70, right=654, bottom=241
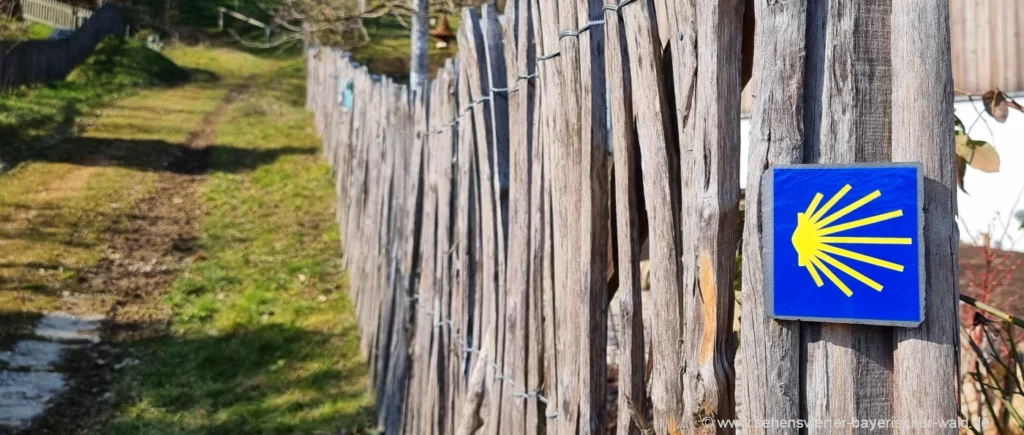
left=0, top=64, right=253, bottom=434
left=0, top=46, right=372, bottom=435
left=20, top=81, right=255, bottom=435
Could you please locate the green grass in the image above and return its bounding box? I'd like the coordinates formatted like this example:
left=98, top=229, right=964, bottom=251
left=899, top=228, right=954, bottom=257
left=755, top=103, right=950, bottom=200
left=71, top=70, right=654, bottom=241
left=0, top=18, right=52, bottom=40
left=0, top=39, right=214, bottom=320
left=0, top=36, right=190, bottom=167
left=98, top=54, right=374, bottom=435
left=69, top=37, right=190, bottom=87
left=26, top=22, right=55, bottom=39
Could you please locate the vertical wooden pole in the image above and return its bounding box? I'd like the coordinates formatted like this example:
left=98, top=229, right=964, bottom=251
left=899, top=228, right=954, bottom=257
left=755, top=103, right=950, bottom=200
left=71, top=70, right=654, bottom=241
left=603, top=1, right=645, bottom=433
left=435, top=59, right=460, bottom=435
left=454, top=42, right=477, bottom=425
left=736, top=0, right=805, bottom=432
left=501, top=0, right=538, bottom=433
left=480, top=7, right=511, bottom=433
left=528, top=0, right=556, bottom=432
left=677, top=1, right=744, bottom=431
left=458, top=8, right=504, bottom=433
left=801, top=1, right=896, bottom=431
left=891, top=1, right=960, bottom=432
left=620, top=0, right=687, bottom=432
left=554, top=0, right=586, bottom=428
left=533, top=0, right=571, bottom=432
left=406, top=85, right=434, bottom=434
left=577, top=0, right=610, bottom=431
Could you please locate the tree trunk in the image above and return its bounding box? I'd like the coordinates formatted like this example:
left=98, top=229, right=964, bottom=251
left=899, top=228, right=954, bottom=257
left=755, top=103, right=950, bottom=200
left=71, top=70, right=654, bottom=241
left=410, top=0, right=430, bottom=91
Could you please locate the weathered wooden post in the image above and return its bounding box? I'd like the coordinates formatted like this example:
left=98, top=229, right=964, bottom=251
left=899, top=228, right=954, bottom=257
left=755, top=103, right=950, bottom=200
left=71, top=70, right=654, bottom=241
left=890, top=1, right=960, bottom=431
left=740, top=1, right=958, bottom=434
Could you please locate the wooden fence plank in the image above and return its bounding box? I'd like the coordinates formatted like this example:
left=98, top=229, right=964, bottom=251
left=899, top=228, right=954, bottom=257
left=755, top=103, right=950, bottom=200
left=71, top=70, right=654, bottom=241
left=533, top=1, right=572, bottom=432
left=603, top=1, right=645, bottom=433
left=453, top=47, right=475, bottom=425
left=619, top=0, right=687, bottom=432
left=736, top=0, right=806, bottom=432
left=435, top=60, right=460, bottom=435
left=576, top=0, right=610, bottom=432
left=500, top=0, right=536, bottom=433
left=458, top=9, right=504, bottom=433
left=527, top=1, right=557, bottom=433
left=480, top=6, right=511, bottom=433
left=679, top=1, right=743, bottom=432
left=408, top=76, right=433, bottom=435
left=366, top=80, right=392, bottom=392
left=890, top=1, right=960, bottom=433
left=802, top=1, right=895, bottom=432
left=381, top=85, right=419, bottom=433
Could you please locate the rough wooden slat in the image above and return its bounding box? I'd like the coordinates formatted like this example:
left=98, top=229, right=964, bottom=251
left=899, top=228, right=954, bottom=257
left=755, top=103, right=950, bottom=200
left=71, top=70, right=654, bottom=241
left=603, top=2, right=644, bottom=433
left=533, top=1, right=575, bottom=432
left=483, top=4, right=512, bottom=242
left=500, top=0, right=537, bottom=432
left=359, top=79, right=384, bottom=359
left=479, top=6, right=512, bottom=433
left=678, top=1, right=743, bottom=432
left=370, top=81, right=398, bottom=399
left=382, top=84, right=421, bottom=433
left=736, top=0, right=805, bottom=432
left=576, top=0, right=609, bottom=433
left=619, top=0, right=686, bottom=432
left=434, top=60, right=461, bottom=435
left=407, top=84, right=437, bottom=434
left=801, top=1, right=896, bottom=433
left=458, top=8, right=504, bottom=433
left=453, top=48, right=477, bottom=422
left=457, top=349, right=491, bottom=435
left=528, top=1, right=554, bottom=432
left=890, top=1, right=960, bottom=433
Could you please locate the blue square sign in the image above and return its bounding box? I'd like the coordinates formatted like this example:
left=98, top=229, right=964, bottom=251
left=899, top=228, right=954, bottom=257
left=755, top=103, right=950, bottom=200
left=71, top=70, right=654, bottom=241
left=763, top=164, right=924, bottom=327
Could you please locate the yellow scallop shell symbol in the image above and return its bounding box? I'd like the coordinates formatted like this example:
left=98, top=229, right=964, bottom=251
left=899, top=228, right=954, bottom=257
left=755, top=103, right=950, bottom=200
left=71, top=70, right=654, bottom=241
left=791, top=184, right=912, bottom=297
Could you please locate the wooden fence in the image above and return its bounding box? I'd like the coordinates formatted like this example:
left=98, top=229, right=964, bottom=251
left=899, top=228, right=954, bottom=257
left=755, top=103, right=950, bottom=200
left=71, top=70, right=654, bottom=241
left=0, top=3, right=123, bottom=91
left=21, top=0, right=93, bottom=30
left=307, top=1, right=960, bottom=434
left=950, top=0, right=1024, bottom=93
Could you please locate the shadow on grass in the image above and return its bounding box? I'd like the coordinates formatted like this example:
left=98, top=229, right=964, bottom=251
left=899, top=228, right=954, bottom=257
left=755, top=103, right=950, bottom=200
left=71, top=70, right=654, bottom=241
left=95, top=322, right=375, bottom=435
left=0, top=67, right=220, bottom=169
left=0, top=134, right=313, bottom=299
left=31, top=137, right=315, bottom=175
